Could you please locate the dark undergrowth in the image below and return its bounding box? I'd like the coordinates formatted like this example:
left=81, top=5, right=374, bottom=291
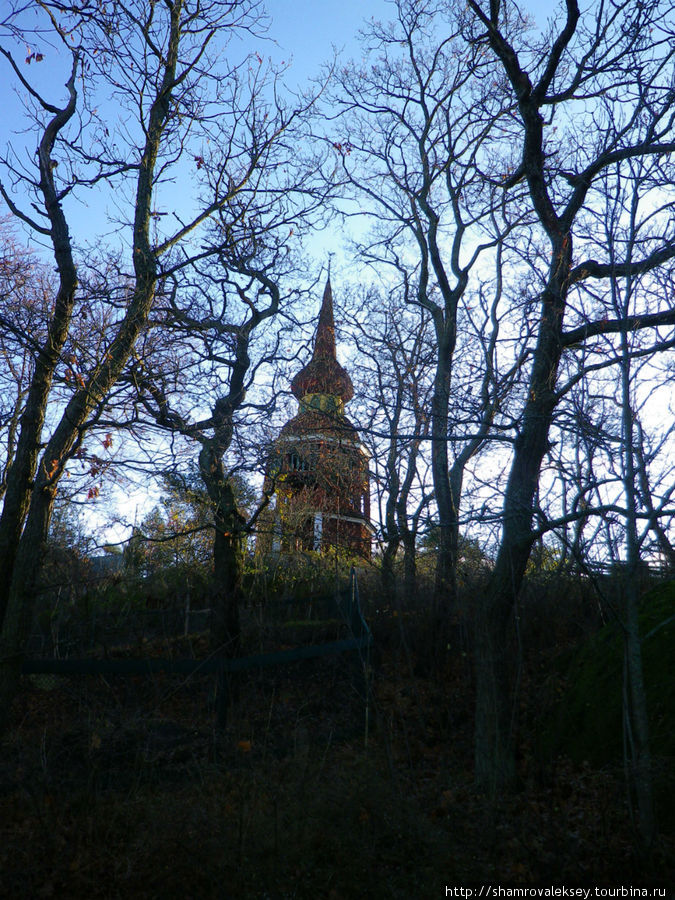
left=1, top=603, right=674, bottom=898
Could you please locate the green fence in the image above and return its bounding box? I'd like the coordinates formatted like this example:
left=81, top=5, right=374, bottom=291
left=22, top=568, right=372, bottom=725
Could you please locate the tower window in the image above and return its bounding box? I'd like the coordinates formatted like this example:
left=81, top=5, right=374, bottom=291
left=289, top=452, right=307, bottom=471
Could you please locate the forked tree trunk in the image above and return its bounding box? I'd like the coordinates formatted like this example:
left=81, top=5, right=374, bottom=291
left=0, top=0, right=185, bottom=735
left=0, top=56, right=79, bottom=629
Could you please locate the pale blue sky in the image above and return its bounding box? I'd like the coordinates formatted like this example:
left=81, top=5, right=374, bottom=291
left=0, top=0, right=560, bottom=260
left=264, top=0, right=558, bottom=83
left=265, top=0, right=386, bottom=81
left=0, top=1, right=390, bottom=257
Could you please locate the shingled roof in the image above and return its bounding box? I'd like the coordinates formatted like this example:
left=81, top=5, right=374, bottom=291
left=290, top=279, right=354, bottom=404
left=279, top=407, right=358, bottom=441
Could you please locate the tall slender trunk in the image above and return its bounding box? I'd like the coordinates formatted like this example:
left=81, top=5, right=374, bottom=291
left=474, top=255, right=569, bottom=790
left=431, top=331, right=458, bottom=611
left=619, top=322, right=655, bottom=851
left=622, top=575, right=655, bottom=851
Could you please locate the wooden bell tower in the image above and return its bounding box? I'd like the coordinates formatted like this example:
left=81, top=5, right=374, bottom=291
left=262, top=280, right=372, bottom=558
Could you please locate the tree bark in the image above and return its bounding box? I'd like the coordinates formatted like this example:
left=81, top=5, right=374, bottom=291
left=622, top=575, right=655, bottom=851
left=208, top=480, right=244, bottom=658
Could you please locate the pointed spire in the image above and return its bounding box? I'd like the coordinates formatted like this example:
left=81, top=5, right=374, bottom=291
left=290, top=279, right=354, bottom=405
left=313, top=278, right=337, bottom=360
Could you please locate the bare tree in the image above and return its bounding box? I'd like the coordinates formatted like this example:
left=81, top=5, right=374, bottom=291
left=0, top=224, right=50, bottom=502
left=110, top=127, right=329, bottom=726
left=0, top=0, right=315, bottom=730
left=347, top=286, right=435, bottom=603
left=571, top=156, right=675, bottom=849
left=611, top=176, right=656, bottom=851
left=326, top=0, right=523, bottom=612
left=127, top=263, right=323, bottom=673
left=465, top=0, right=675, bottom=791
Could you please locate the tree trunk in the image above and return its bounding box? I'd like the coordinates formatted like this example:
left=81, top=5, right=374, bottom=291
left=0, top=5, right=185, bottom=732
left=199, top=442, right=245, bottom=727
left=0, top=58, right=79, bottom=629
left=431, top=330, right=459, bottom=612
left=474, top=264, right=568, bottom=789
left=381, top=537, right=400, bottom=601
left=473, top=571, right=518, bottom=792
left=619, top=317, right=655, bottom=851
left=622, top=575, right=655, bottom=851
left=210, top=495, right=244, bottom=658
left=434, top=519, right=458, bottom=612
left=401, top=532, right=417, bottom=606
left=0, top=0, right=187, bottom=735
left=0, top=482, right=56, bottom=733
